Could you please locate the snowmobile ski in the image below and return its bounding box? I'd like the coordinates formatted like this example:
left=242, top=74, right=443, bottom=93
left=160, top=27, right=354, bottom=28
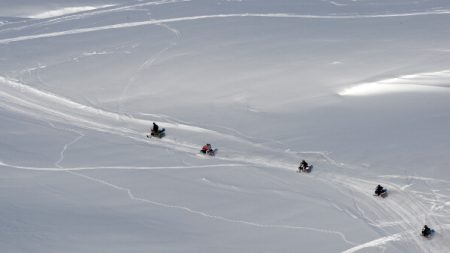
left=200, top=148, right=218, bottom=156
left=374, top=190, right=388, bottom=198
left=297, top=165, right=313, bottom=173
left=422, top=229, right=435, bottom=239
left=147, top=128, right=165, bottom=138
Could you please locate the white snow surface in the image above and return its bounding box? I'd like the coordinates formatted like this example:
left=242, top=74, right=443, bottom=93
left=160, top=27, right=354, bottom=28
left=27, top=5, right=117, bottom=19
left=1, top=0, right=450, bottom=252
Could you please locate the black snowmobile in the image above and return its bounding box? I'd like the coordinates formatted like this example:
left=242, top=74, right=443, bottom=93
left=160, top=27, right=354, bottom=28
left=421, top=225, right=435, bottom=239
left=374, top=185, right=388, bottom=198
left=148, top=128, right=165, bottom=138
left=297, top=160, right=313, bottom=173
left=147, top=122, right=165, bottom=138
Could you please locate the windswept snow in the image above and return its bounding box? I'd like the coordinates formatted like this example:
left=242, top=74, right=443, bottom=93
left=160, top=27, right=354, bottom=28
left=27, top=5, right=116, bottom=19
left=339, top=70, right=450, bottom=96
left=1, top=0, right=450, bottom=252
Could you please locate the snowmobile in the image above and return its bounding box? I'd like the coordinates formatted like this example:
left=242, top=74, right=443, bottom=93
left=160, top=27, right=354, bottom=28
left=147, top=128, right=165, bottom=138
left=421, top=225, right=435, bottom=239
left=297, top=163, right=313, bottom=173
left=374, top=185, right=388, bottom=198
left=201, top=148, right=218, bottom=156
left=200, top=144, right=218, bottom=156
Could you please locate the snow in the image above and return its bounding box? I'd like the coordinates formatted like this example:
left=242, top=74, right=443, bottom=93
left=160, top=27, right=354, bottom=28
left=1, top=0, right=450, bottom=252
left=339, top=70, right=450, bottom=96
left=27, top=6, right=116, bottom=19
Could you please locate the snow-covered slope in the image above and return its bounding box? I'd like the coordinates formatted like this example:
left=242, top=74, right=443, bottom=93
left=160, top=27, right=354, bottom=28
left=1, top=0, right=450, bottom=252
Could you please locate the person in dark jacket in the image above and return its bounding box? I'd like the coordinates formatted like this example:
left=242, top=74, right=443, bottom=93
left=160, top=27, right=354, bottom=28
left=375, top=185, right=385, bottom=196
left=152, top=122, right=159, bottom=134
left=422, top=225, right=432, bottom=237
left=299, top=160, right=309, bottom=170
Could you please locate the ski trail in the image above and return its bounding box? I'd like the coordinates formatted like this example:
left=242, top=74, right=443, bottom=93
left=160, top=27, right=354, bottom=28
left=0, top=76, right=243, bottom=138
left=117, top=43, right=174, bottom=113
left=0, top=90, right=207, bottom=158
left=3, top=65, right=446, bottom=251
left=379, top=174, right=450, bottom=184
left=0, top=0, right=191, bottom=34
left=3, top=11, right=450, bottom=44
left=0, top=161, right=245, bottom=172
left=201, top=177, right=243, bottom=193
left=0, top=116, right=353, bottom=244
left=46, top=121, right=85, bottom=172
left=319, top=173, right=449, bottom=252
left=380, top=172, right=450, bottom=230
left=18, top=121, right=354, bottom=244
left=0, top=74, right=329, bottom=174
left=417, top=175, right=450, bottom=240
left=0, top=76, right=315, bottom=163
left=0, top=74, right=409, bottom=178
left=342, top=233, right=403, bottom=253
left=156, top=22, right=182, bottom=39
left=292, top=150, right=354, bottom=169
left=0, top=140, right=354, bottom=246
left=118, top=15, right=181, bottom=114
left=0, top=85, right=147, bottom=142
left=137, top=113, right=287, bottom=149
left=4, top=135, right=443, bottom=252
left=45, top=119, right=298, bottom=251
left=3, top=82, right=447, bottom=250
left=0, top=76, right=217, bottom=136
left=205, top=123, right=285, bottom=147
left=55, top=130, right=84, bottom=168
left=63, top=169, right=356, bottom=246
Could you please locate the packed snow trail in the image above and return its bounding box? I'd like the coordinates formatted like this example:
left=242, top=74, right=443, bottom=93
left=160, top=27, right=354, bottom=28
left=0, top=77, right=384, bottom=249
left=4, top=155, right=450, bottom=252
left=0, top=76, right=313, bottom=167
left=2, top=77, right=450, bottom=251
left=39, top=122, right=355, bottom=247
left=320, top=174, right=450, bottom=252
left=0, top=76, right=220, bottom=153
left=3, top=11, right=450, bottom=44
left=0, top=0, right=191, bottom=33
left=0, top=76, right=269, bottom=144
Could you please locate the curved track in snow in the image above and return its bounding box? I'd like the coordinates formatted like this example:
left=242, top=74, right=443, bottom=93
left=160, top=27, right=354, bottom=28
left=2, top=2, right=450, bottom=250
left=0, top=0, right=191, bottom=33
left=318, top=173, right=450, bottom=252
left=1, top=74, right=450, bottom=251
left=3, top=10, right=450, bottom=44
left=0, top=76, right=307, bottom=165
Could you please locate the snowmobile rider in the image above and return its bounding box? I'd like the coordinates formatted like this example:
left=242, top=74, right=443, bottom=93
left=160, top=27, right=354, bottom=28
left=375, top=185, right=385, bottom=196
left=300, top=160, right=309, bottom=169
left=152, top=122, right=159, bottom=134
left=201, top=144, right=212, bottom=154
left=422, top=225, right=431, bottom=237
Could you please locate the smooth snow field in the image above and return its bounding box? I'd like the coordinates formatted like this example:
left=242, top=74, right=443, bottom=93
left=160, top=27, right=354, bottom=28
left=2, top=0, right=450, bottom=252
